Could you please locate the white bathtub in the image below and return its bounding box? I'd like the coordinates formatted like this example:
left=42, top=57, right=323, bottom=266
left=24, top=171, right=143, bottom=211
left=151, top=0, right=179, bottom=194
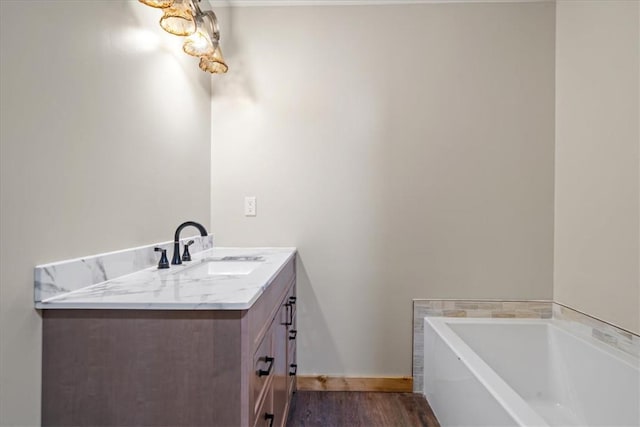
left=423, top=318, right=639, bottom=427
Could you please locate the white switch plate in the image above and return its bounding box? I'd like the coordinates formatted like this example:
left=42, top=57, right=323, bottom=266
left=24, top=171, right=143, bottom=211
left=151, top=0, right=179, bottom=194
left=244, top=196, right=257, bottom=216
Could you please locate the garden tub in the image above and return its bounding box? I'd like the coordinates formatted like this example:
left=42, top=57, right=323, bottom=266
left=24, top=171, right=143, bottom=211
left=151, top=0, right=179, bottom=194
left=423, top=318, right=639, bottom=426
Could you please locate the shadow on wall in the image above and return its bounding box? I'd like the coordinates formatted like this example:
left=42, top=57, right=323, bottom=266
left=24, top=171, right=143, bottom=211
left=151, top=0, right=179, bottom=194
left=210, top=5, right=256, bottom=102
left=296, top=258, right=343, bottom=374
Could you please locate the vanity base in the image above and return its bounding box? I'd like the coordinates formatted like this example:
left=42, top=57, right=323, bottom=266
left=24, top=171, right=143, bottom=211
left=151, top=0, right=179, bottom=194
left=42, top=258, right=297, bottom=427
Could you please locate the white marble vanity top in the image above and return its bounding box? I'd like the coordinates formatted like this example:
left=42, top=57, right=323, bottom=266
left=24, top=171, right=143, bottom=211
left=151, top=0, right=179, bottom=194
left=36, top=247, right=296, bottom=310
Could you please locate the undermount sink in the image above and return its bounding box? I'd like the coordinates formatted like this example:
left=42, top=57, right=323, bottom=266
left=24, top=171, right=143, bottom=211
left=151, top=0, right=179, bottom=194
left=176, top=256, right=264, bottom=276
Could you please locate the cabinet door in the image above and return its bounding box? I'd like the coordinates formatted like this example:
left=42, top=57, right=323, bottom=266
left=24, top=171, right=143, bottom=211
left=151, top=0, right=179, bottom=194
left=272, top=302, right=289, bottom=427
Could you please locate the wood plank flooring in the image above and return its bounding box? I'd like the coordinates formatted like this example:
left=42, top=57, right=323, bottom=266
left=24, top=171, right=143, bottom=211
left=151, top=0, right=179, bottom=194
left=286, top=391, right=440, bottom=427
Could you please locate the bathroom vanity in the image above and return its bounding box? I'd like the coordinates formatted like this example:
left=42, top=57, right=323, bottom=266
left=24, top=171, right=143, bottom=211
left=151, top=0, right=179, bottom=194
left=37, top=245, right=297, bottom=427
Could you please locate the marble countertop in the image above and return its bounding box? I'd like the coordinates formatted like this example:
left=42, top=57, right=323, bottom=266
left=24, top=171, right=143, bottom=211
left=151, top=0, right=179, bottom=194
left=36, top=247, right=296, bottom=310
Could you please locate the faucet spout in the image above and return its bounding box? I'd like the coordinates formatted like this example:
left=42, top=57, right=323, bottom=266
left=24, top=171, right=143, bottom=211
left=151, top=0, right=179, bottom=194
left=172, top=221, right=208, bottom=265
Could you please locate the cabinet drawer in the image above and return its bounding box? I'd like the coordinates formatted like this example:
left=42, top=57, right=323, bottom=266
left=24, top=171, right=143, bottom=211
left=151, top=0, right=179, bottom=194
left=252, top=328, right=273, bottom=414
left=248, top=259, right=295, bottom=350
left=253, top=382, right=274, bottom=427
left=287, top=345, right=297, bottom=398
left=287, top=314, right=297, bottom=358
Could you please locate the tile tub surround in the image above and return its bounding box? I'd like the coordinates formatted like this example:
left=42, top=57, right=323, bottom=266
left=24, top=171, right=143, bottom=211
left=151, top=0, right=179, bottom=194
left=36, top=247, right=296, bottom=310
left=552, top=303, right=640, bottom=359
left=413, top=299, right=640, bottom=393
left=412, top=299, right=553, bottom=393
left=35, top=235, right=214, bottom=303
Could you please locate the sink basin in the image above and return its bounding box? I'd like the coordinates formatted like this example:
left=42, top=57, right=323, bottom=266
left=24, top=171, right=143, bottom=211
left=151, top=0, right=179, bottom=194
left=204, top=261, right=262, bottom=275
left=176, top=257, right=264, bottom=276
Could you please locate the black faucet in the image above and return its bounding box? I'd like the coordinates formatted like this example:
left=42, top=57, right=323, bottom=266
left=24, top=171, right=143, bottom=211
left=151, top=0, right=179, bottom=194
left=172, top=221, right=208, bottom=265
left=154, top=247, right=170, bottom=269
left=182, top=240, right=195, bottom=262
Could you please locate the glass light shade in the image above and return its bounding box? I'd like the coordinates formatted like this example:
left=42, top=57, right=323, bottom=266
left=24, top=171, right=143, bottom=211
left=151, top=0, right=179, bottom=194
left=159, top=0, right=196, bottom=36
left=199, top=46, right=228, bottom=74
left=138, top=0, right=173, bottom=8
left=183, top=11, right=219, bottom=57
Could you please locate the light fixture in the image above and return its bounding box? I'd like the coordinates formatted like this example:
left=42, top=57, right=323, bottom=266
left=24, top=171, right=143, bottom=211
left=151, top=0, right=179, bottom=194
left=183, top=11, right=219, bottom=57
left=138, top=0, right=227, bottom=75
left=199, top=46, right=228, bottom=74
left=139, top=0, right=174, bottom=8
left=159, top=0, right=197, bottom=36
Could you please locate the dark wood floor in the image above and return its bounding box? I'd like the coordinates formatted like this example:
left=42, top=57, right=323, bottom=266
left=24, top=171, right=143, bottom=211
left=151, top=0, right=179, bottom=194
left=286, top=392, right=440, bottom=427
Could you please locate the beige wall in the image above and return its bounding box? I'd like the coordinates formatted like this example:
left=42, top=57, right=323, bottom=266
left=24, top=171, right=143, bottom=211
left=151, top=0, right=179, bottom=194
left=211, top=3, right=555, bottom=377
left=0, top=1, right=211, bottom=425
left=554, top=0, right=640, bottom=334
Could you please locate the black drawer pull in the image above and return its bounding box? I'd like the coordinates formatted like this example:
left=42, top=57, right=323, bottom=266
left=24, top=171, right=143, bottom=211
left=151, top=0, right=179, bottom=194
left=289, top=329, right=297, bottom=340
left=284, top=303, right=293, bottom=326
left=264, top=413, right=274, bottom=427
left=289, top=296, right=297, bottom=305
left=258, top=356, right=274, bottom=377
left=289, top=363, right=298, bottom=376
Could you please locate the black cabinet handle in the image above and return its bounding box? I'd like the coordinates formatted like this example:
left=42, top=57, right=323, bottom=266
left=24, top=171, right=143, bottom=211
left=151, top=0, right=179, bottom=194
left=289, top=296, right=296, bottom=305
left=289, top=363, right=297, bottom=376
left=289, top=329, right=297, bottom=340
left=264, top=413, right=274, bottom=427
left=284, top=303, right=293, bottom=326
left=258, top=356, right=274, bottom=377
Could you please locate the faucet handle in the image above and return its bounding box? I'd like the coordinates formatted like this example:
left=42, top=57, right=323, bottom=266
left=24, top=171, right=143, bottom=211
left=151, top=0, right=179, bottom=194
left=154, top=247, right=170, bottom=269
left=181, top=240, right=195, bottom=262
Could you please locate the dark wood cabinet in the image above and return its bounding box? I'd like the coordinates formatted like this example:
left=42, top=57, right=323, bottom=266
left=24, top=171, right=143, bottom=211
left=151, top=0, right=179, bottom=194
left=42, top=258, right=297, bottom=427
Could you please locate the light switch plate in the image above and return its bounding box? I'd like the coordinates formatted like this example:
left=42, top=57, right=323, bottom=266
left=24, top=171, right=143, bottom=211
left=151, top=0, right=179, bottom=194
left=244, top=196, right=257, bottom=216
